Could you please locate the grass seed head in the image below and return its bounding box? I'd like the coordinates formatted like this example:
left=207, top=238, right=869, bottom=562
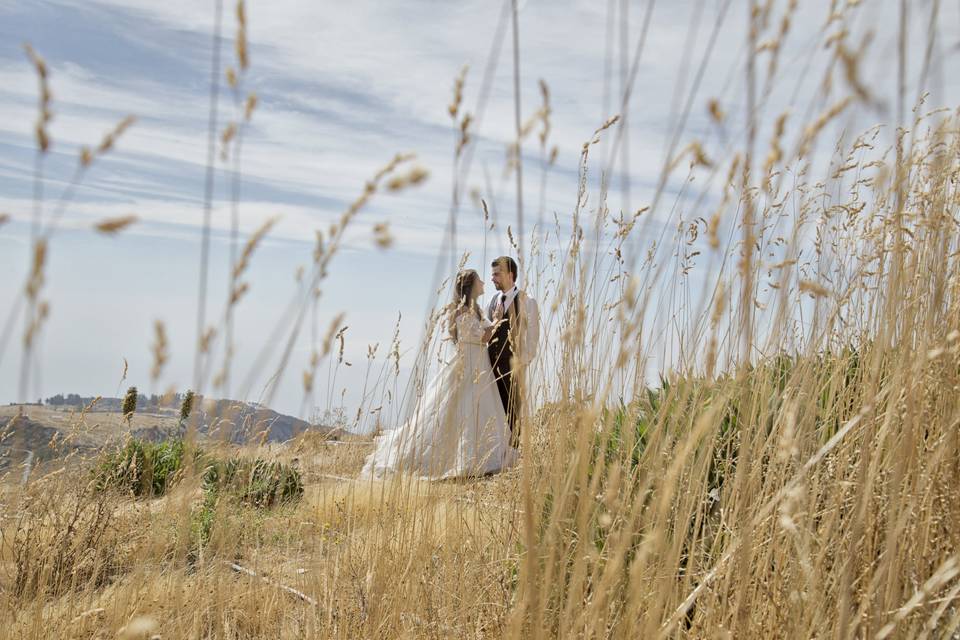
left=23, top=43, right=47, bottom=79
left=321, top=314, right=347, bottom=359
left=233, top=216, right=279, bottom=279
left=799, top=279, right=830, bottom=297
left=230, top=281, right=250, bottom=305
left=235, top=1, right=249, bottom=70
left=220, top=122, right=238, bottom=160
left=373, top=222, right=394, bottom=249
left=200, top=326, right=216, bottom=353
left=150, top=320, right=168, bottom=382
left=92, top=115, right=136, bottom=158
left=25, top=44, right=53, bottom=153
left=121, top=385, right=138, bottom=423
left=707, top=98, right=727, bottom=124
left=386, top=166, right=430, bottom=191
left=26, top=239, right=47, bottom=300
left=244, top=92, right=258, bottom=120
left=798, top=97, right=854, bottom=157
left=538, top=78, right=552, bottom=147
left=94, top=215, right=139, bottom=235
left=448, top=65, right=468, bottom=119
left=457, top=113, right=473, bottom=157
left=178, top=390, right=195, bottom=424
left=35, top=122, right=50, bottom=153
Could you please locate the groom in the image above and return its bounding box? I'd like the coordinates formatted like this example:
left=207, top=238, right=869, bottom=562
left=486, top=256, right=540, bottom=449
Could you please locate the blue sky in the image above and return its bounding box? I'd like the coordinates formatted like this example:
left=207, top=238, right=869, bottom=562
left=1, top=0, right=958, bottom=424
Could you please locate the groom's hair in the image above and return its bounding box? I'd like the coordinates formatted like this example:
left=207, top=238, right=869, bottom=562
left=492, top=256, right=518, bottom=279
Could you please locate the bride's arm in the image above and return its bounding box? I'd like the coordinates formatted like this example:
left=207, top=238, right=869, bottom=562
left=479, top=315, right=495, bottom=343
left=482, top=324, right=494, bottom=343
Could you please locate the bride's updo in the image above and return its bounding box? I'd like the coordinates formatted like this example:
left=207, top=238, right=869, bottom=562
left=448, top=269, right=482, bottom=342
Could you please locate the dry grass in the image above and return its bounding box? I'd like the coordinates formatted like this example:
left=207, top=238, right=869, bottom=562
left=2, top=2, right=960, bottom=638
left=0, top=436, right=526, bottom=638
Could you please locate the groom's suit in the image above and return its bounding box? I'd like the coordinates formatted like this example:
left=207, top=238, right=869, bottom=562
left=487, top=286, right=540, bottom=448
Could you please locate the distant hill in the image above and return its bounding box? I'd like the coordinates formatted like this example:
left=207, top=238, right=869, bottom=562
left=0, top=399, right=336, bottom=485
left=0, top=413, right=93, bottom=473
left=1, top=397, right=337, bottom=454
left=187, top=399, right=337, bottom=444
left=124, top=398, right=339, bottom=444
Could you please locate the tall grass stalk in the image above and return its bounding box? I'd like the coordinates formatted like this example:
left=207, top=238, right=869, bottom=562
left=2, top=2, right=959, bottom=639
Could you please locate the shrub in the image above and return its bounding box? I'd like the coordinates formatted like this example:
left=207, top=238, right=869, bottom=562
left=189, top=456, right=303, bottom=553
left=190, top=486, right=219, bottom=551
left=201, top=456, right=304, bottom=509
left=95, top=438, right=187, bottom=498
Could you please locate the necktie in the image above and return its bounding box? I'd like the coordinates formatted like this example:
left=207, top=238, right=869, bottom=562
left=494, top=293, right=505, bottom=320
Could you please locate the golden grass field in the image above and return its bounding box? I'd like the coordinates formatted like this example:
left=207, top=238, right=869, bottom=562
left=3, top=0, right=960, bottom=638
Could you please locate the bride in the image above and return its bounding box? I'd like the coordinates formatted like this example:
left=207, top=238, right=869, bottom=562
left=361, top=269, right=518, bottom=479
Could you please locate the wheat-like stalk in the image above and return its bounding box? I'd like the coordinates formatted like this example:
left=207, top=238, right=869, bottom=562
left=93, top=215, right=138, bottom=235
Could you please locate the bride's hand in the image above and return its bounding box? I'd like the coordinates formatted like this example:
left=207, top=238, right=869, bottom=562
left=482, top=325, right=494, bottom=343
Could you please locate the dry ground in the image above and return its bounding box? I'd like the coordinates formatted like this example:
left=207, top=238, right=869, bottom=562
left=0, top=417, right=538, bottom=639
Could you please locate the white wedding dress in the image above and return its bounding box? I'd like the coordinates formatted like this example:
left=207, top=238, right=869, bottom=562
left=361, top=311, right=518, bottom=479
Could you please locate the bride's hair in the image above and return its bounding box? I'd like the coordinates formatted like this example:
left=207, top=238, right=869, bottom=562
left=447, top=269, right=481, bottom=342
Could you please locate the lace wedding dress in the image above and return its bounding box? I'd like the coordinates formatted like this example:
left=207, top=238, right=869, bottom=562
left=361, top=311, right=518, bottom=479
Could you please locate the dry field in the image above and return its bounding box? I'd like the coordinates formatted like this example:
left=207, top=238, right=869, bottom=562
left=0, top=422, right=528, bottom=638
left=3, top=1, right=960, bottom=638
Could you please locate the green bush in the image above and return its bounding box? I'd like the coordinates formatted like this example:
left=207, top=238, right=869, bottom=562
left=189, top=456, right=303, bottom=554
left=190, top=488, right=219, bottom=551
left=95, top=438, right=187, bottom=498
left=201, top=456, right=303, bottom=509
left=592, top=349, right=869, bottom=526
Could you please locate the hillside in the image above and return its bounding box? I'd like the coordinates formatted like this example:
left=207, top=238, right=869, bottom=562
left=187, top=399, right=339, bottom=444
left=0, top=413, right=94, bottom=476
left=0, top=400, right=338, bottom=479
